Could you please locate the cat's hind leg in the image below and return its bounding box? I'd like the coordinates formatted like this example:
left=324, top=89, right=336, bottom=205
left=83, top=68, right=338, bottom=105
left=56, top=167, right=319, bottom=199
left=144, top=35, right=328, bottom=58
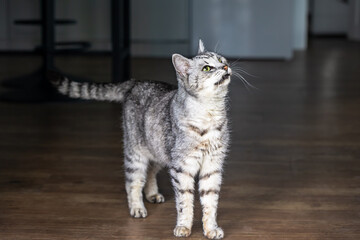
left=124, top=150, right=149, bottom=218
left=144, top=162, right=165, bottom=203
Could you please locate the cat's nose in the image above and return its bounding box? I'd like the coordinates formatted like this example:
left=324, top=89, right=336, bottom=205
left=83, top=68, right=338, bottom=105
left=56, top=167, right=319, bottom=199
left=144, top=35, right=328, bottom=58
left=223, top=65, right=228, bottom=71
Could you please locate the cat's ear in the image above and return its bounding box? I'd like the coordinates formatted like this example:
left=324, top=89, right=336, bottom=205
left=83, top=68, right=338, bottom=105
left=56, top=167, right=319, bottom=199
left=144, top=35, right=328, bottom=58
left=172, top=54, right=191, bottom=78
left=198, top=39, right=205, bottom=54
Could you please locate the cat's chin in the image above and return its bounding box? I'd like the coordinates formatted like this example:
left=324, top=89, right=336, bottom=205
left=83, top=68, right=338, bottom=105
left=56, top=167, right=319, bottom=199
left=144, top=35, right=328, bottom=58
left=214, top=75, right=231, bottom=86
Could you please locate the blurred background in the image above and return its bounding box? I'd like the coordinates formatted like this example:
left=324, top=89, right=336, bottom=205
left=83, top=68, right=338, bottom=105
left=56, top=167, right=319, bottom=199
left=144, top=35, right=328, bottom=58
left=0, top=0, right=359, bottom=85
left=1, top=0, right=360, bottom=56
left=0, top=0, right=359, bottom=239
left=0, top=0, right=359, bottom=83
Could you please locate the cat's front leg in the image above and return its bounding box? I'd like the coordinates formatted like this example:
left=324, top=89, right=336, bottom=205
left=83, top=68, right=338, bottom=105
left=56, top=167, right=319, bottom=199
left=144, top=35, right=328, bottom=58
left=199, top=157, right=224, bottom=239
left=170, top=160, right=199, bottom=238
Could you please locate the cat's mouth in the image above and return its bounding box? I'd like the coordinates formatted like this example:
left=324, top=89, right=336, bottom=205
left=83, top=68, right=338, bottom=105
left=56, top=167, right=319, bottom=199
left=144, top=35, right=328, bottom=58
left=215, top=74, right=231, bottom=86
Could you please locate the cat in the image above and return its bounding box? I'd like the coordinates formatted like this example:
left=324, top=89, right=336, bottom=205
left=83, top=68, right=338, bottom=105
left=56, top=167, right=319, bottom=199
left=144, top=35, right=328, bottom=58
left=50, top=39, right=232, bottom=239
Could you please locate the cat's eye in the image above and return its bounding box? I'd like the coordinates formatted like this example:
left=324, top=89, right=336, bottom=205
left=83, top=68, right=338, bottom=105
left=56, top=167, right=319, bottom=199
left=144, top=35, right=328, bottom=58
left=202, top=65, right=212, bottom=72
left=218, top=58, right=223, bottom=63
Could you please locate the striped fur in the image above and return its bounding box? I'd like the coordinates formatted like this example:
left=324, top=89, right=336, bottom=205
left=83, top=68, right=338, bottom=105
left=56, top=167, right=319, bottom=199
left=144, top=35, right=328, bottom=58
left=50, top=39, right=231, bottom=239
left=50, top=72, right=137, bottom=103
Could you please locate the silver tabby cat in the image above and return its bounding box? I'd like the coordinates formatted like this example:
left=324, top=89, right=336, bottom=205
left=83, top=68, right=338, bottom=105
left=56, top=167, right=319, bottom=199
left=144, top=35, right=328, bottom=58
left=51, top=40, right=232, bottom=239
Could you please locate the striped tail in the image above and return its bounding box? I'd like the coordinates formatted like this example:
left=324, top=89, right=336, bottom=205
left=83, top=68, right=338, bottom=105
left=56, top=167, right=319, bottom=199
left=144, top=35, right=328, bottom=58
left=48, top=71, right=134, bottom=102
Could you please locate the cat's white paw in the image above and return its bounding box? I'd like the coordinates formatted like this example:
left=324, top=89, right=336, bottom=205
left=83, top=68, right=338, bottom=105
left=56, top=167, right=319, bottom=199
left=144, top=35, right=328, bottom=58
left=130, top=207, right=147, bottom=218
left=146, top=193, right=165, bottom=203
left=204, top=227, right=224, bottom=239
left=174, top=226, right=191, bottom=237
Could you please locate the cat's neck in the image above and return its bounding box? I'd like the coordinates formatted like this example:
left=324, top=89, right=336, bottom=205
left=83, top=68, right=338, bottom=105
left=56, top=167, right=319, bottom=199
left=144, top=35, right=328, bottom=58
left=174, top=86, right=228, bottom=121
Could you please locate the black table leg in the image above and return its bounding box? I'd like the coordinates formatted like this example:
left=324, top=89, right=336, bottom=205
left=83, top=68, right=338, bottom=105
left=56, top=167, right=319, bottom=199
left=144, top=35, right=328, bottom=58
left=0, top=0, right=57, bottom=101
left=112, top=0, right=130, bottom=83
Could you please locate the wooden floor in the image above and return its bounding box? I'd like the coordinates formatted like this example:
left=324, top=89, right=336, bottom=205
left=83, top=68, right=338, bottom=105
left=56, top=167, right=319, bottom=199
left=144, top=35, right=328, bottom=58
left=0, top=38, right=359, bottom=239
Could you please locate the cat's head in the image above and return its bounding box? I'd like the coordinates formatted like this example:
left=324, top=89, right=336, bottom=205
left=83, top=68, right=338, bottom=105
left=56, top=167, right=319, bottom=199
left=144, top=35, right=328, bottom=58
left=172, top=39, right=232, bottom=97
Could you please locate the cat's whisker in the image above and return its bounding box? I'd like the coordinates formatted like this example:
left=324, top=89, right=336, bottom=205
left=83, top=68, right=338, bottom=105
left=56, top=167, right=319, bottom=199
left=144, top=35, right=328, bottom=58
left=235, top=76, right=250, bottom=92
left=214, top=41, right=220, bottom=53
left=233, top=72, right=259, bottom=91
left=230, top=62, right=259, bottom=79
left=230, top=58, right=242, bottom=67
left=231, top=66, right=258, bottom=78
left=236, top=74, right=258, bottom=91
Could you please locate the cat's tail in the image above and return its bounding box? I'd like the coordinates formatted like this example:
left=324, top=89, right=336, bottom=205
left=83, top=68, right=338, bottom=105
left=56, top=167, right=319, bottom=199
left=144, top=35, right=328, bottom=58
left=48, top=71, right=135, bottom=103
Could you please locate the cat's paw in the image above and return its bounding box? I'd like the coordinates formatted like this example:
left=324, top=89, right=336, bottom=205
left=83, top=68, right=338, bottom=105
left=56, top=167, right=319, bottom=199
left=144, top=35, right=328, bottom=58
left=204, top=227, right=224, bottom=239
left=146, top=193, right=165, bottom=203
left=174, top=226, right=191, bottom=237
left=130, top=207, right=147, bottom=218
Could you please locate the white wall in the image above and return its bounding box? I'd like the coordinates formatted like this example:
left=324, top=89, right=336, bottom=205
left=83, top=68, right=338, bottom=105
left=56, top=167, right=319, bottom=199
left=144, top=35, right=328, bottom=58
left=348, top=0, right=360, bottom=41
left=311, top=0, right=349, bottom=34
left=1, top=0, right=41, bottom=50
left=293, top=0, right=308, bottom=50
left=0, top=0, right=112, bottom=51
left=131, top=0, right=190, bottom=57
left=0, top=0, right=309, bottom=58
left=56, top=0, right=111, bottom=50
left=0, top=0, right=190, bottom=56
left=191, top=0, right=296, bottom=59
left=0, top=0, right=8, bottom=48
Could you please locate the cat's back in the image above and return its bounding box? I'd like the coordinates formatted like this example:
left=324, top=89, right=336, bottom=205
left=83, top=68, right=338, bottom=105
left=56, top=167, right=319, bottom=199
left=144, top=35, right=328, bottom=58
left=125, top=79, right=176, bottom=105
